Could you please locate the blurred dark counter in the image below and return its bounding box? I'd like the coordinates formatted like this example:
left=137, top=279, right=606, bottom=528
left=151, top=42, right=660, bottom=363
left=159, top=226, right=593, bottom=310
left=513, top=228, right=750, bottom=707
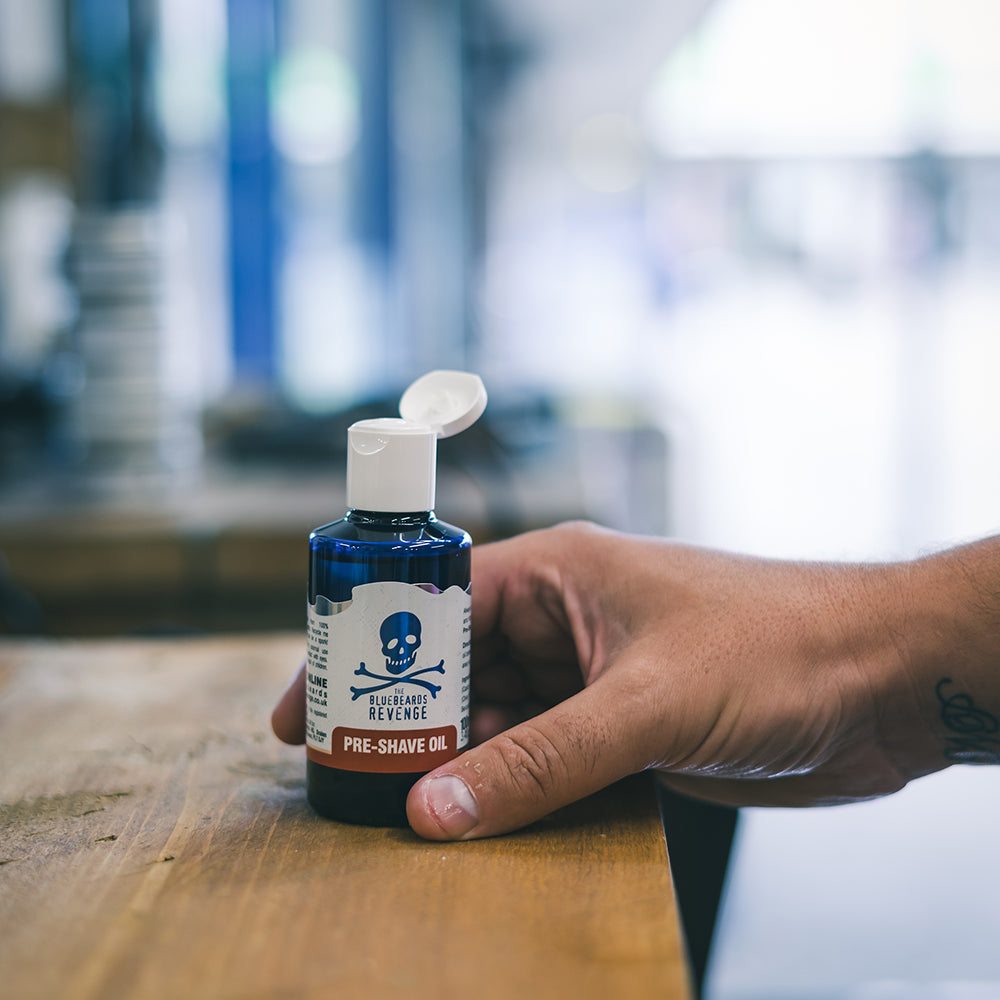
left=0, top=420, right=669, bottom=636
left=0, top=467, right=510, bottom=637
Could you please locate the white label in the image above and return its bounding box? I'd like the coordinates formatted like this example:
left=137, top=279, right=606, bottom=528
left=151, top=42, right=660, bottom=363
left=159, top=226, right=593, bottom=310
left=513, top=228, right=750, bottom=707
left=306, top=581, right=471, bottom=773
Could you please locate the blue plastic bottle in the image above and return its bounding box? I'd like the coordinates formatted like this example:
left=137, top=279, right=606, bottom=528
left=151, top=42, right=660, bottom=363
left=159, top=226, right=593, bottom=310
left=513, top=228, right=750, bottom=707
left=305, top=372, right=486, bottom=826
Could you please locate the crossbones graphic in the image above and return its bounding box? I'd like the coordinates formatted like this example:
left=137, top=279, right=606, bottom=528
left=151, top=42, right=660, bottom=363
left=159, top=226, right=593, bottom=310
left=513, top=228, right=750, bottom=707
left=350, top=660, right=445, bottom=700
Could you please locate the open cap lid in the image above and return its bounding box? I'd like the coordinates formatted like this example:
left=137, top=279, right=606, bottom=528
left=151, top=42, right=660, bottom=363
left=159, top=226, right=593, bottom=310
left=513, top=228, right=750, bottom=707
left=346, top=371, right=487, bottom=513
left=399, top=370, right=488, bottom=438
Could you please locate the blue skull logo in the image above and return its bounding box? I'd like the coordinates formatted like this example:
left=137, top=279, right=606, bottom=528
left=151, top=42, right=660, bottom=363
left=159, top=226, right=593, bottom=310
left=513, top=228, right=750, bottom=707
left=379, top=612, right=422, bottom=675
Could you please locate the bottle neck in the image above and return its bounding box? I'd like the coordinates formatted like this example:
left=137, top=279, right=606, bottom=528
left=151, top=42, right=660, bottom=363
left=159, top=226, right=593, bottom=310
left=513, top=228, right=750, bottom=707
left=346, top=509, right=435, bottom=528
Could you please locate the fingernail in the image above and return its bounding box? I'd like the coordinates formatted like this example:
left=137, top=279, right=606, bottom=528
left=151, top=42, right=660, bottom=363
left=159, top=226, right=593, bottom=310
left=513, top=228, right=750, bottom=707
left=423, top=774, right=479, bottom=838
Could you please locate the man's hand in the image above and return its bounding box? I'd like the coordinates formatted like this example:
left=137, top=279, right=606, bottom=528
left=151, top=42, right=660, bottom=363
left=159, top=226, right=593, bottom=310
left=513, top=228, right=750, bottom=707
left=273, top=522, right=1000, bottom=840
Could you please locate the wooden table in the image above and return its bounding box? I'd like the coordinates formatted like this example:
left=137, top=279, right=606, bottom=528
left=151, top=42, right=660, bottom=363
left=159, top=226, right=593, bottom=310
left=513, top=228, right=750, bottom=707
left=0, top=634, right=689, bottom=1000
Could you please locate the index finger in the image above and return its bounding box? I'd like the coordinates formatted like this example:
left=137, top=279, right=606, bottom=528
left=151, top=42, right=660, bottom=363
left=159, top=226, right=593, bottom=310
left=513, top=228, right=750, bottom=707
left=271, top=660, right=306, bottom=745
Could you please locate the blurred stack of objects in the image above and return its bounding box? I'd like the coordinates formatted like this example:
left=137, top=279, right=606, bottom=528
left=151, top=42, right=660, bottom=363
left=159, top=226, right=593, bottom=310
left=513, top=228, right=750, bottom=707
left=67, top=208, right=201, bottom=497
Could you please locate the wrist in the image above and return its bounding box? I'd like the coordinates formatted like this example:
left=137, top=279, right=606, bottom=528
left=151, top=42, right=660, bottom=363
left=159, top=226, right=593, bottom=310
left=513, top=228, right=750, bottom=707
left=894, top=539, right=1000, bottom=769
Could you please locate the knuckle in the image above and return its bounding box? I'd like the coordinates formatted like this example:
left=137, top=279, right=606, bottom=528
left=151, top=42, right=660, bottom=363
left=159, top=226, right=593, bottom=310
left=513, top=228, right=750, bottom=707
left=549, top=520, right=616, bottom=562
left=491, top=724, right=570, bottom=798
left=553, top=519, right=602, bottom=539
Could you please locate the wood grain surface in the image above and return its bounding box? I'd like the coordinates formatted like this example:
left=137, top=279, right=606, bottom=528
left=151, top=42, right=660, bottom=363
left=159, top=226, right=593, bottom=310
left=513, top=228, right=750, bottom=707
left=0, top=634, right=689, bottom=1000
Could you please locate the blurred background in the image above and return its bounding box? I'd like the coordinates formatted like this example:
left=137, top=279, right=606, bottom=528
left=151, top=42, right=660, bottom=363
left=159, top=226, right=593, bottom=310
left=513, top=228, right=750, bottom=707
left=2, top=0, right=1000, bottom=996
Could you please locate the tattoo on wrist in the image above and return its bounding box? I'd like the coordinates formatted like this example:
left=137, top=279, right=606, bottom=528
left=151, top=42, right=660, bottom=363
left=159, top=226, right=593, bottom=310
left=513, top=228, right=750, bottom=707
left=935, top=678, right=1000, bottom=765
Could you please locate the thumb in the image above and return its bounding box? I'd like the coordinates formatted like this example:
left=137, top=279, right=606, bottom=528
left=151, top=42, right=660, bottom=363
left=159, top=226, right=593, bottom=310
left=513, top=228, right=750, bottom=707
left=406, top=679, right=644, bottom=840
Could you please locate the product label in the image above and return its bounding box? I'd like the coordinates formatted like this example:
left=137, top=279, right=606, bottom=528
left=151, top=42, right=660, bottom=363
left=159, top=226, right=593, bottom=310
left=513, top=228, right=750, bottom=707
left=306, top=581, right=471, bottom=773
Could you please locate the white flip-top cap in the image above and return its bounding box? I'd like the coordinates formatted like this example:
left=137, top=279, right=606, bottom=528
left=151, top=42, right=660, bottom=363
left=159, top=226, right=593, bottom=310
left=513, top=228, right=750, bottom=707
left=346, top=371, right=487, bottom=512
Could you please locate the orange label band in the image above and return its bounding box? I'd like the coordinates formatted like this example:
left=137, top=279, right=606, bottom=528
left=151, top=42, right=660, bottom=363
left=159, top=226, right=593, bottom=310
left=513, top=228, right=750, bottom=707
left=308, top=725, right=458, bottom=773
